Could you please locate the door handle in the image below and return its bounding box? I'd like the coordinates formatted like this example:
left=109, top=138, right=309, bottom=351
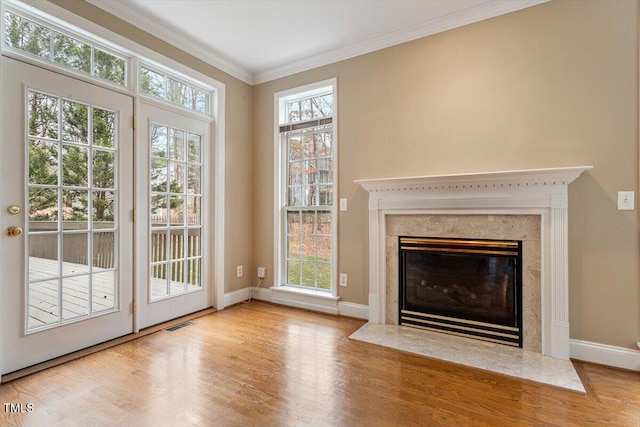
left=6, top=226, right=23, bottom=237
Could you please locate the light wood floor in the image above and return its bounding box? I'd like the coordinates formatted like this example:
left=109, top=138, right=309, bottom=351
left=1, top=301, right=638, bottom=426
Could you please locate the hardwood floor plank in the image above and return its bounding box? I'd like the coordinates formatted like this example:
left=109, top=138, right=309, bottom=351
left=1, top=301, right=639, bottom=426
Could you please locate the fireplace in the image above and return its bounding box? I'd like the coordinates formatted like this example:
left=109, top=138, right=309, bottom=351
left=399, top=236, right=523, bottom=347
left=355, top=166, right=592, bottom=359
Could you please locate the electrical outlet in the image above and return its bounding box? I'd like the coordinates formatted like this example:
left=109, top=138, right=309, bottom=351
left=237, top=265, right=243, bottom=277
left=617, top=191, right=635, bottom=210
left=340, top=273, right=348, bottom=287
left=257, top=267, right=266, bottom=279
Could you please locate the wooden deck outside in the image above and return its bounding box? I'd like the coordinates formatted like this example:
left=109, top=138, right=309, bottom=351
left=28, top=257, right=201, bottom=330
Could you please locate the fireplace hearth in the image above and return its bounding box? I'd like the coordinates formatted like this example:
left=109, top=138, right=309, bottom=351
left=399, top=236, right=523, bottom=347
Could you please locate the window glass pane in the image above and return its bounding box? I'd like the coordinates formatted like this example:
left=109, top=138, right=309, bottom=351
left=93, top=231, right=115, bottom=268
left=169, top=162, right=185, bottom=193
left=169, top=129, right=185, bottom=160
left=29, top=280, right=60, bottom=329
left=62, top=145, right=89, bottom=187
left=167, top=78, right=189, bottom=107
left=192, top=88, right=209, bottom=114
left=187, top=258, right=201, bottom=287
left=287, top=260, right=301, bottom=286
left=188, top=134, right=201, bottom=163
left=288, top=136, right=302, bottom=161
left=151, top=125, right=168, bottom=158
left=93, top=190, right=115, bottom=224
left=301, top=261, right=316, bottom=287
left=62, top=275, right=89, bottom=321
left=151, top=194, right=168, bottom=226
left=29, top=188, right=58, bottom=223
left=4, top=13, right=50, bottom=58
left=62, top=189, right=89, bottom=226
left=187, top=229, right=201, bottom=256
left=28, top=92, right=59, bottom=139
left=93, top=149, right=115, bottom=189
left=92, top=271, right=115, bottom=313
left=62, top=100, right=89, bottom=143
left=169, top=261, right=185, bottom=294
left=94, top=49, right=125, bottom=85
left=187, top=196, right=201, bottom=225
left=317, top=263, right=331, bottom=290
left=29, top=140, right=58, bottom=185
left=151, top=158, right=168, bottom=193
left=93, top=108, right=115, bottom=148
left=140, top=67, right=166, bottom=99
left=53, top=32, right=91, bottom=73
left=29, top=234, right=58, bottom=281
left=62, top=232, right=89, bottom=275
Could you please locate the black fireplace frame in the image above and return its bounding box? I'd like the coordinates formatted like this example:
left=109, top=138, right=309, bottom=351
left=399, top=236, right=523, bottom=348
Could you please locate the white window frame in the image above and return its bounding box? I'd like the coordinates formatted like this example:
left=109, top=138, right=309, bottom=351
left=273, top=78, right=339, bottom=311
left=1, top=0, right=227, bottom=324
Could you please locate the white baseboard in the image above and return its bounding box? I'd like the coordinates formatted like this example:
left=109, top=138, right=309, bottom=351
left=570, top=339, right=640, bottom=371
left=226, top=286, right=368, bottom=319
left=338, top=301, right=368, bottom=319
left=223, top=287, right=251, bottom=307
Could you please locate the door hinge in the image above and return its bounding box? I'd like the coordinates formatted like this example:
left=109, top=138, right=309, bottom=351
left=131, top=301, right=136, bottom=315
left=132, top=116, right=136, bottom=130
left=130, top=208, right=135, bottom=222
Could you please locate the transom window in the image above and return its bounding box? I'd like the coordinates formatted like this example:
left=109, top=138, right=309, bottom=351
left=2, top=6, right=215, bottom=117
left=3, top=10, right=126, bottom=86
left=277, top=80, right=337, bottom=292
left=140, top=66, right=210, bottom=115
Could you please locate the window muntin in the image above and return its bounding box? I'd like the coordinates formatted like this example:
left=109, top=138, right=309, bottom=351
left=26, top=89, right=119, bottom=331
left=149, top=123, right=203, bottom=300
left=3, top=11, right=126, bottom=87
left=280, top=86, right=335, bottom=292
left=140, top=66, right=210, bottom=115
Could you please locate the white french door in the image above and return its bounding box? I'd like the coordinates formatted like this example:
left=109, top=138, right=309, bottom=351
left=0, top=57, right=134, bottom=374
left=135, top=101, right=212, bottom=329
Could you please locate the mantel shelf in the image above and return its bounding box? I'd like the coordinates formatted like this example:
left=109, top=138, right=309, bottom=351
left=355, top=166, right=592, bottom=194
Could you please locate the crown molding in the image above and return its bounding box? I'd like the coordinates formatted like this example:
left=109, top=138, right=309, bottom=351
left=86, top=0, right=548, bottom=86
left=85, top=0, right=254, bottom=84
left=252, top=0, right=549, bottom=84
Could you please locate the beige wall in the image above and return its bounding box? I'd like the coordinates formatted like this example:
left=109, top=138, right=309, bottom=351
left=253, top=0, right=640, bottom=349
left=49, top=0, right=254, bottom=294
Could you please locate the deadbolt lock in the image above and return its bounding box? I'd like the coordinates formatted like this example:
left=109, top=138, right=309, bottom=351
left=7, top=226, right=23, bottom=237
left=7, top=205, right=21, bottom=215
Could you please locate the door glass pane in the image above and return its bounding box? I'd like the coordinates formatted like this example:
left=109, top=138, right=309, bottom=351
left=62, top=232, right=89, bottom=275
left=92, top=271, right=115, bottom=313
left=26, top=89, right=121, bottom=332
left=62, top=275, right=89, bottom=321
left=149, top=123, right=203, bottom=300
left=28, top=280, right=60, bottom=329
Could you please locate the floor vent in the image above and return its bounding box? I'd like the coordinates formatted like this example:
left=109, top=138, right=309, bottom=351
left=163, top=321, right=194, bottom=332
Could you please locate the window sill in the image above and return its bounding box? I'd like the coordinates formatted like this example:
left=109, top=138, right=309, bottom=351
left=270, top=285, right=340, bottom=315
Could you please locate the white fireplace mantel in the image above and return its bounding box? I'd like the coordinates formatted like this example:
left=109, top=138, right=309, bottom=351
left=355, top=166, right=592, bottom=360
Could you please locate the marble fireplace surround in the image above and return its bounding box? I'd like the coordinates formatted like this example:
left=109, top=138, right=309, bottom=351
left=355, top=166, right=592, bottom=360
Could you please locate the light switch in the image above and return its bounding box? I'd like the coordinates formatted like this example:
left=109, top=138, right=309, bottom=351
left=340, top=198, right=347, bottom=211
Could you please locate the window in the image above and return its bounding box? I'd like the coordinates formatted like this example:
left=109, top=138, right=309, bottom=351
left=276, top=80, right=337, bottom=293
left=3, top=10, right=126, bottom=86
left=140, top=65, right=210, bottom=114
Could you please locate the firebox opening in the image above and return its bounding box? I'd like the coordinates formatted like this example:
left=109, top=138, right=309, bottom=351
left=399, top=236, right=523, bottom=347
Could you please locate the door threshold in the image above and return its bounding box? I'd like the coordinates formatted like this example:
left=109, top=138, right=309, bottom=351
left=1, top=307, right=216, bottom=383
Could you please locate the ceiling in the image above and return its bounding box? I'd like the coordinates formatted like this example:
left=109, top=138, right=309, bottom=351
left=87, top=0, right=547, bottom=85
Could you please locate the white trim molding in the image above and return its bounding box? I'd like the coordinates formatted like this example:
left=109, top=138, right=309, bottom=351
left=570, top=339, right=640, bottom=372
left=270, top=286, right=340, bottom=315
left=356, top=166, right=592, bottom=360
